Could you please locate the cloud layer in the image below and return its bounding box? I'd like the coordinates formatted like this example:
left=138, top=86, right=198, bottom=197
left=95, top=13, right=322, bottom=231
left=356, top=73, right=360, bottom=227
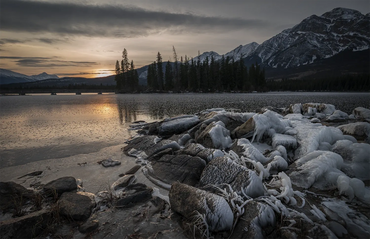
left=1, top=0, right=266, bottom=38
left=0, top=56, right=98, bottom=68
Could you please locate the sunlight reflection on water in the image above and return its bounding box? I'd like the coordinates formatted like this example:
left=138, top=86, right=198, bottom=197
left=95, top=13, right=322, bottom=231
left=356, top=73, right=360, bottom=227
left=0, top=92, right=369, bottom=167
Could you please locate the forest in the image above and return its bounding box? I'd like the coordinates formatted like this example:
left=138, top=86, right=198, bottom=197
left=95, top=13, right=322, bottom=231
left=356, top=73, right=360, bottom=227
left=114, top=47, right=266, bottom=93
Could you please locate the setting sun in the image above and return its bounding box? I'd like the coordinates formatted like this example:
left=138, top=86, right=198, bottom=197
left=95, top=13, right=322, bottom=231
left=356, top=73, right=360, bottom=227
left=93, top=69, right=114, bottom=78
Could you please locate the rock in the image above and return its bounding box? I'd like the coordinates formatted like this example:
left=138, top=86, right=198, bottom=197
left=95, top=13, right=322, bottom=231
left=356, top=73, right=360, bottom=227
left=158, top=115, right=200, bottom=136
left=168, top=133, right=192, bottom=146
left=230, top=138, right=269, bottom=164
left=116, top=183, right=153, bottom=208
left=0, top=209, right=51, bottom=238
left=199, top=156, right=265, bottom=198
left=352, top=107, right=370, bottom=122
left=231, top=117, right=255, bottom=139
left=123, top=135, right=158, bottom=156
left=58, top=192, right=95, bottom=221
left=178, top=143, right=224, bottom=163
left=326, top=110, right=349, bottom=121
left=111, top=175, right=136, bottom=191
left=231, top=201, right=275, bottom=239
left=100, top=158, right=121, bottom=167
left=145, top=139, right=181, bottom=157
left=119, top=165, right=142, bottom=177
left=302, top=103, right=336, bottom=115
left=43, top=176, right=77, bottom=197
left=0, top=182, right=35, bottom=211
left=148, top=154, right=206, bottom=186
left=311, top=118, right=321, bottom=123
left=201, top=111, right=254, bottom=132
left=169, top=182, right=233, bottom=232
left=195, top=121, right=232, bottom=150
left=17, top=171, right=43, bottom=179
left=79, top=219, right=99, bottom=233
left=337, top=122, right=370, bottom=142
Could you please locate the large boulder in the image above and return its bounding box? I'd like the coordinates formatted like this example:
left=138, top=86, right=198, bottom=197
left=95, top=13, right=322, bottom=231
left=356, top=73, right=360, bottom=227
left=0, top=182, right=35, bottom=211
left=58, top=192, right=95, bottom=221
left=148, top=154, right=206, bottom=186
left=201, top=112, right=255, bottom=132
left=123, top=135, right=158, bottom=156
left=43, top=176, right=77, bottom=197
left=199, top=156, right=265, bottom=198
left=169, top=182, right=233, bottom=232
left=0, top=209, right=51, bottom=238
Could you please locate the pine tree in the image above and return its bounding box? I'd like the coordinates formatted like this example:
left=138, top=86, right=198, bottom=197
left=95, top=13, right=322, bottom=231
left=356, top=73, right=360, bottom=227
left=156, top=52, right=164, bottom=91
left=115, top=60, right=122, bottom=90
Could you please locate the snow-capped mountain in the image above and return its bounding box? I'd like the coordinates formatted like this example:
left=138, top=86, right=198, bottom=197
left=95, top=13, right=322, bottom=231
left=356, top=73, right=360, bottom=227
left=192, top=42, right=259, bottom=63
left=224, top=42, right=259, bottom=61
left=0, top=69, right=59, bottom=85
left=252, top=7, right=369, bottom=69
left=30, top=72, right=59, bottom=81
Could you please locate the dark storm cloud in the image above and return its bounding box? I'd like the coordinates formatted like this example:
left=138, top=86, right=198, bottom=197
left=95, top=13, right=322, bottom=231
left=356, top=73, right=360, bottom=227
left=1, top=0, right=267, bottom=37
left=0, top=39, right=26, bottom=45
left=0, top=56, right=98, bottom=67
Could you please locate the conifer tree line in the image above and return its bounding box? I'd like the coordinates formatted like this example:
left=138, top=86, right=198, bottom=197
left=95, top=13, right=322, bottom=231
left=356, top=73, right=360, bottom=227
left=115, top=47, right=266, bottom=93
left=146, top=47, right=266, bottom=92
left=115, top=48, right=139, bottom=92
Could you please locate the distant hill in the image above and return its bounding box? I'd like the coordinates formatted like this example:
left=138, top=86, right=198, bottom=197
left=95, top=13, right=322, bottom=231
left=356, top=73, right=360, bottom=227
left=0, top=69, right=59, bottom=85
left=0, top=69, right=116, bottom=88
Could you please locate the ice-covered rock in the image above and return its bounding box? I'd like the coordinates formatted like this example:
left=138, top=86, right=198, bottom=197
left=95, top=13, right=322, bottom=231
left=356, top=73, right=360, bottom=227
left=322, top=199, right=370, bottom=238
left=195, top=121, right=232, bottom=150
left=267, top=155, right=289, bottom=174
left=230, top=138, right=269, bottom=164
left=287, top=116, right=344, bottom=159
left=289, top=151, right=343, bottom=189
left=251, top=110, right=291, bottom=143
left=231, top=117, right=255, bottom=139
left=199, top=156, right=265, bottom=198
left=169, top=182, right=234, bottom=232
left=201, top=111, right=255, bottom=132
left=302, top=103, right=336, bottom=115
left=338, top=122, right=370, bottom=142
left=232, top=201, right=276, bottom=239
left=291, top=103, right=302, bottom=114
left=326, top=110, right=349, bottom=121
left=158, top=115, right=200, bottom=136
left=310, top=118, right=321, bottom=123
left=352, top=107, right=370, bottom=122
left=179, top=143, right=224, bottom=163
left=272, top=133, right=297, bottom=149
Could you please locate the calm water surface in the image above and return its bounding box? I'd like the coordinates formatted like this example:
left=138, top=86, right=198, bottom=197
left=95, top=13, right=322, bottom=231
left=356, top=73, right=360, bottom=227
left=1, top=92, right=369, bottom=168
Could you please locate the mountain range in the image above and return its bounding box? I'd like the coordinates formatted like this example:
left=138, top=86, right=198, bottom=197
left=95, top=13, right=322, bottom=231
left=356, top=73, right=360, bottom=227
left=192, top=7, right=369, bottom=80
left=1, top=7, right=369, bottom=86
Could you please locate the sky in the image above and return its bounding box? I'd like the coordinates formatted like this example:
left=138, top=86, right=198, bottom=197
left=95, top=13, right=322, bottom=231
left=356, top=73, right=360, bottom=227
left=1, top=0, right=369, bottom=78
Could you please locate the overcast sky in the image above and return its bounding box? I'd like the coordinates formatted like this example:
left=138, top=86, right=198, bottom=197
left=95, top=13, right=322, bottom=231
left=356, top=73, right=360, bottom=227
left=1, top=0, right=369, bottom=78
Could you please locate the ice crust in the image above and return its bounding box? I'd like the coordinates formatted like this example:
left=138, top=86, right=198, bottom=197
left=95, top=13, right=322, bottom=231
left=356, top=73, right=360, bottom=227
left=208, top=121, right=233, bottom=150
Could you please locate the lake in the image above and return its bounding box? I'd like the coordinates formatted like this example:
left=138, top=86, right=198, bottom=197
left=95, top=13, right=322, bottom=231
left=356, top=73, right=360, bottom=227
left=1, top=92, right=369, bottom=168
